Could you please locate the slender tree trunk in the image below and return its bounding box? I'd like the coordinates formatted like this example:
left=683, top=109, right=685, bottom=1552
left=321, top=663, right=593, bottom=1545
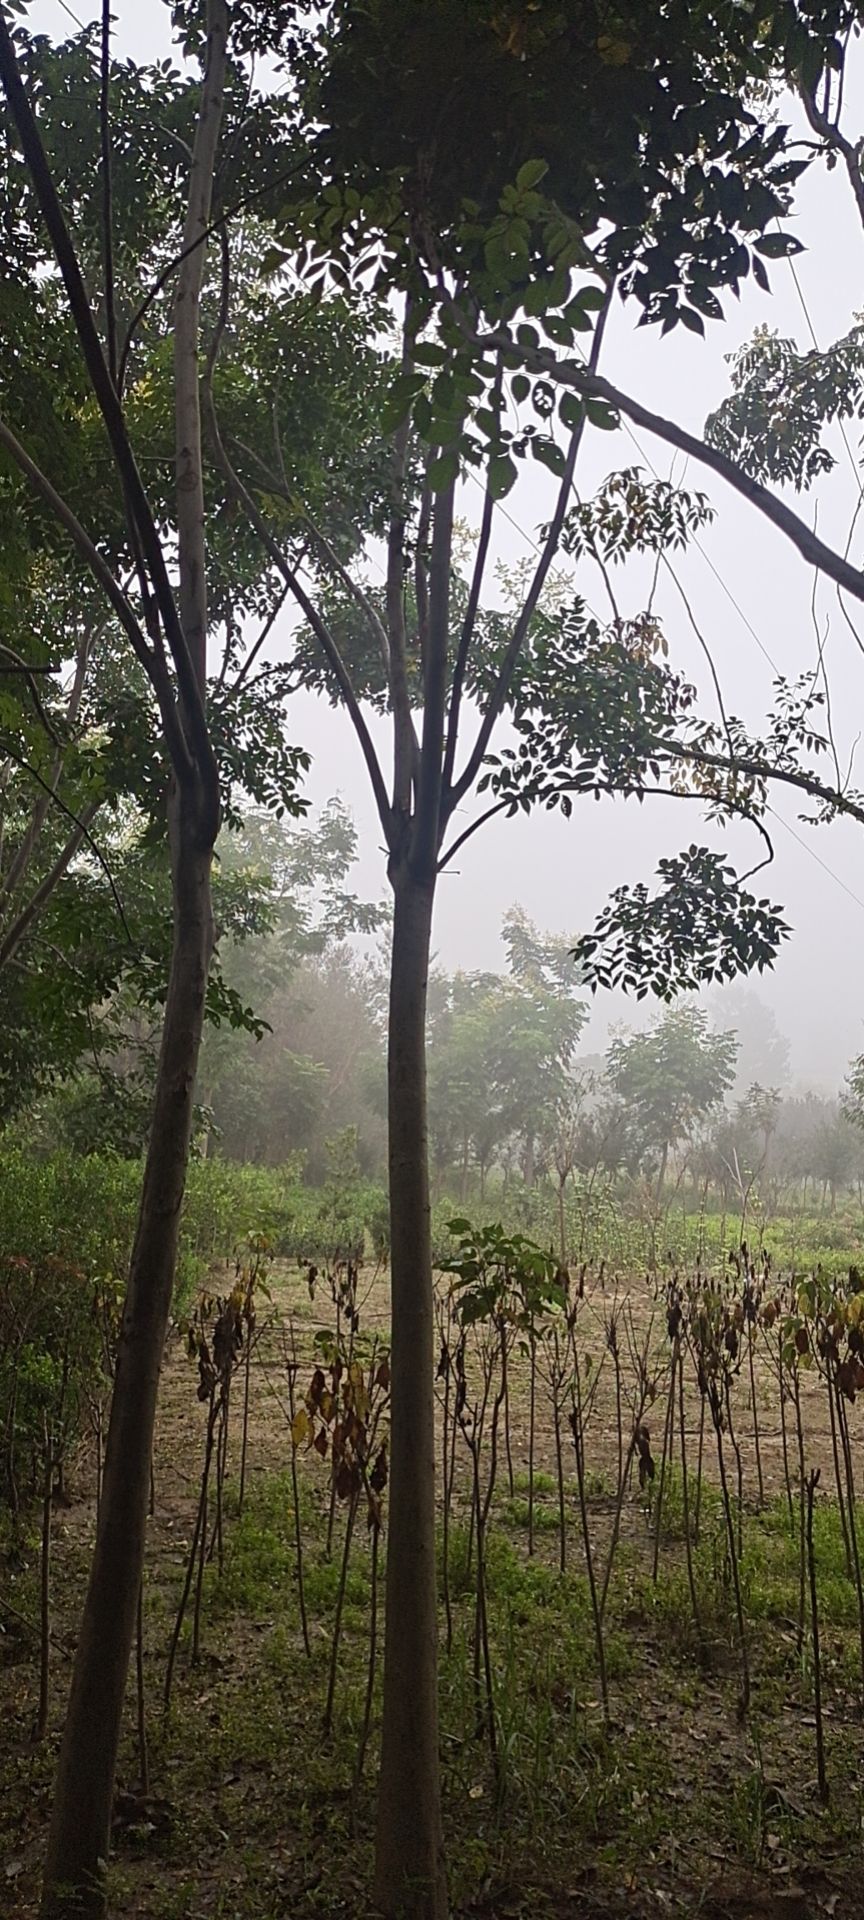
left=374, top=869, right=447, bottom=1920
left=40, top=816, right=215, bottom=1919
left=40, top=3, right=226, bottom=1897
left=37, top=1430, right=52, bottom=1741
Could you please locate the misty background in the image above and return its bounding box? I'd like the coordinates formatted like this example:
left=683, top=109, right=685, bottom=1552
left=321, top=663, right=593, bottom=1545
left=30, top=0, right=864, bottom=1092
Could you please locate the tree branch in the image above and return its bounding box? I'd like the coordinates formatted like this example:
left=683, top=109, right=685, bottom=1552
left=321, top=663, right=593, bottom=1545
left=437, top=797, right=509, bottom=869
left=117, top=154, right=310, bottom=395
left=0, top=415, right=192, bottom=780
left=446, top=297, right=612, bottom=816
left=0, top=797, right=101, bottom=972
left=413, top=473, right=455, bottom=876
left=0, top=14, right=216, bottom=798
left=174, top=0, right=228, bottom=696
left=659, top=735, right=864, bottom=830
left=99, top=0, right=117, bottom=387
left=386, top=298, right=422, bottom=813
left=0, top=745, right=131, bottom=944
left=441, top=362, right=500, bottom=797
left=203, top=378, right=395, bottom=845
left=471, top=323, right=864, bottom=608
left=799, top=80, right=864, bottom=233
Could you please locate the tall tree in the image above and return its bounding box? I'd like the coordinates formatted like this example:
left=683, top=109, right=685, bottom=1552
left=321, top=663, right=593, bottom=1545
left=203, top=7, right=861, bottom=1912
left=0, top=7, right=357, bottom=1912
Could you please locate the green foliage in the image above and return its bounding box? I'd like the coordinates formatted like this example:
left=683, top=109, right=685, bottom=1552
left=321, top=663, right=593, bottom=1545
left=314, top=0, right=842, bottom=336
left=706, top=320, right=864, bottom=490
left=441, top=1217, right=565, bottom=1328
left=576, top=847, right=790, bottom=999
left=606, top=1007, right=738, bottom=1163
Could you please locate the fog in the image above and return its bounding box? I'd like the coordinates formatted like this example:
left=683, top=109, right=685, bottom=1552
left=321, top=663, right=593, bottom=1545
left=29, top=0, right=864, bottom=1089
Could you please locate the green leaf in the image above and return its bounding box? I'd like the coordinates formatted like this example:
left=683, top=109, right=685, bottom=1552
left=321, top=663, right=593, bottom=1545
left=531, top=438, right=567, bottom=476
left=754, top=231, right=805, bottom=259
left=379, top=371, right=427, bottom=433
left=488, top=452, right=518, bottom=500
left=516, top=158, right=549, bottom=192
left=559, top=393, right=585, bottom=432
left=574, top=285, right=608, bottom=312
left=583, top=397, right=618, bottom=429
left=427, top=448, right=460, bottom=492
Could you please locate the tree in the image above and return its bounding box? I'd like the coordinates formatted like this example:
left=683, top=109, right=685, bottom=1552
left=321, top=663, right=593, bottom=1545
left=606, top=1007, right=738, bottom=1194
left=709, top=989, right=791, bottom=1097
left=427, top=912, right=586, bottom=1197
left=202, top=9, right=862, bottom=1911
left=811, top=1103, right=863, bottom=1208
left=0, top=9, right=371, bottom=1913
left=199, top=803, right=387, bottom=1172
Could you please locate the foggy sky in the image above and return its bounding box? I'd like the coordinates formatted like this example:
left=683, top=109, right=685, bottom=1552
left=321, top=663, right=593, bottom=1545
left=27, top=0, right=864, bottom=1089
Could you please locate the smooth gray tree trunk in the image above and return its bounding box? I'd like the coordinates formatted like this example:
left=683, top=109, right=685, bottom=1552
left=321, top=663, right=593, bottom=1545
left=374, top=866, right=447, bottom=1919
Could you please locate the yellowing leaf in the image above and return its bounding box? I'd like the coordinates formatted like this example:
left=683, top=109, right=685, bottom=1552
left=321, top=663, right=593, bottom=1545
left=291, top=1406, right=310, bottom=1448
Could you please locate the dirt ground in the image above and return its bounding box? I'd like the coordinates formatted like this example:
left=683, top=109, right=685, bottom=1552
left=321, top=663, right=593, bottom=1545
left=2, top=1259, right=863, bottom=1919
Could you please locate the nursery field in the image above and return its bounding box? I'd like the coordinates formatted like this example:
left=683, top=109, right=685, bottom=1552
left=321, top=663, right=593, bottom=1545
left=5, top=1236, right=864, bottom=1920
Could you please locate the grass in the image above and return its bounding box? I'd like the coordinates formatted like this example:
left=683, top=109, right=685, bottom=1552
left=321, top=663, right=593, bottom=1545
left=98, top=1477, right=864, bottom=1910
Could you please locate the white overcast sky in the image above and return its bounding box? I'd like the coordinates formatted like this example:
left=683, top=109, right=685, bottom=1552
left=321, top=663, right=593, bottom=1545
left=24, top=0, right=864, bottom=1086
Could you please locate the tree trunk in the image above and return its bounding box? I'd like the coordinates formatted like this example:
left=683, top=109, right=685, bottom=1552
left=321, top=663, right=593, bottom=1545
left=523, top=1132, right=535, bottom=1188
left=41, top=801, right=214, bottom=1920
left=374, top=868, right=447, bottom=1920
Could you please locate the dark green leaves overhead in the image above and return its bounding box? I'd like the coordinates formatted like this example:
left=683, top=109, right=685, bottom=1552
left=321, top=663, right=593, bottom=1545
left=706, top=321, right=864, bottom=490
left=312, top=0, right=856, bottom=327
left=574, top=849, right=790, bottom=1000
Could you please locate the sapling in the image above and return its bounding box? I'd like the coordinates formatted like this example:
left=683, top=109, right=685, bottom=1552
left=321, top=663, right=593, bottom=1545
left=352, top=1443, right=388, bottom=1811
left=456, top=1319, right=504, bottom=1757
left=741, top=1248, right=765, bottom=1509
left=805, top=1468, right=829, bottom=1804
left=652, top=1281, right=682, bottom=1583
left=676, top=1317, right=703, bottom=1657
left=236, top=1234, right=273, bottom=1518
left=434, top=1289, right=461, bottom=1652
left=691, top=1287, right=750, bottom=1718
left=299, top=1337, right=390, bottom=1735
left=541, top=1319, right=572, bottom=1574
left=164, top=1290, right=243, bottom=1708
left=608, top=1299, right=624, bottom=1500
left=598, top=1301, right=658, bottom=1621
left=284, top=1320, right=312, bottom=1660
left=569, top=1360, right=609, bottom=1725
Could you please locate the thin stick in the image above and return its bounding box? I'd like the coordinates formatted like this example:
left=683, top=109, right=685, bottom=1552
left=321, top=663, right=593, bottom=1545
left=694, top=1391, right=706, bottom=1542
left=527, top=1336, right=537, bottom=1557
left=37, top=1426, right=52, bottom=1740
left=285, top=1333, right=311, bottom=1659
left=324, top=1493, right=358, bottom=1734
left=441, top=1330, right=453, bottom=1654
left=136, top=1580, right=149, bottom=1795
left=826, top=1364, right=853, bottom=1577
left=652, top=1348, right=677, bottom=1582
left=793, top=1368, right=807, bottom=1657
left=778, top=1340, right=794, bottom=1530
left=747, top=1317, right=764, bottom=1508
left=238, top=1322, right=253, bottom=1516
left=570, top=1402, right=609, bottom=1725
left=711, top=1387, right=750, bottom=1720
left=677, top=1344, right=703, bottom=1656
left=806, top=1469, right=829, bottom=1803
left=353, top=1518, right=380, bottom=1802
